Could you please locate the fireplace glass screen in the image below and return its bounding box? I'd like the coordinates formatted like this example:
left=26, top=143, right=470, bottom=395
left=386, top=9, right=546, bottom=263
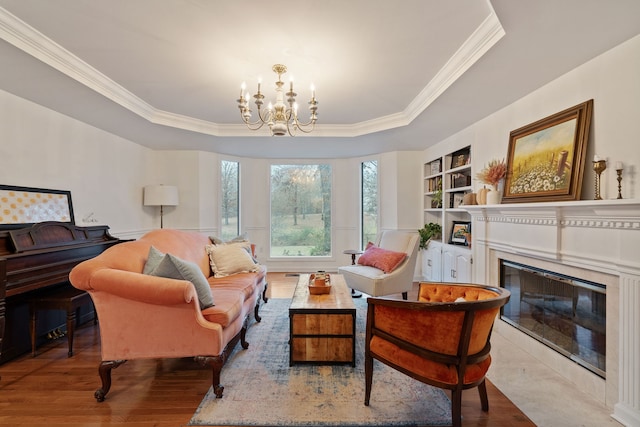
left=500, top=260, right=605, bottom=377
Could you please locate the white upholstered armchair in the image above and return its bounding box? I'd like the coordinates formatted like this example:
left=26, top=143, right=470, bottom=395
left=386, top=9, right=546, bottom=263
left=338, top=230, right=419, bottom=299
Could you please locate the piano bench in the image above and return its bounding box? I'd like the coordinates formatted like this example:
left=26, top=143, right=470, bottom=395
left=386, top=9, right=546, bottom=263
left=29, top=285, right=96, bottom=358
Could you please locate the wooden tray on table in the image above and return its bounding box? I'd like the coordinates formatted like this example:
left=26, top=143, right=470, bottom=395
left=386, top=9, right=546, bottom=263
left=308, top=273, right=331, bottom=294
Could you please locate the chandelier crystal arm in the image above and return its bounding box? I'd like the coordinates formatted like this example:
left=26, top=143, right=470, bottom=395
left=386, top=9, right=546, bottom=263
left=236, top=64, right=318, bottom=136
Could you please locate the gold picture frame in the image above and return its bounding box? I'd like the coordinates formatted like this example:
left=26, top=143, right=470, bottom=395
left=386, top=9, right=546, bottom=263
left=503, top=100, right=593, bottom=203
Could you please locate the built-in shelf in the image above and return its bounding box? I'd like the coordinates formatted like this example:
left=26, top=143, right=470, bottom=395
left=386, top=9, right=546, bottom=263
left=422, top=146, right=473, bottom=284
left=423, top=145, right=472, bottom=246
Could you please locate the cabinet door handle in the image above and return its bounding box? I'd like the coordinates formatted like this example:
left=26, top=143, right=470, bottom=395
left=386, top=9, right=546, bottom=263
left=427, top=260, right=432, bottom=266
left=451, top=269, right=456, bottom=278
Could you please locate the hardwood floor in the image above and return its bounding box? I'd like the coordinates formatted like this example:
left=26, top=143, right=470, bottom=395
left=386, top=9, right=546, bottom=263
left=0, top=273, right=535, bottom=426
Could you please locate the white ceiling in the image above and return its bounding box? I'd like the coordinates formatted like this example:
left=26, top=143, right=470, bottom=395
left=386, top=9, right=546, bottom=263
left=1, top=0, right=640, bottom=159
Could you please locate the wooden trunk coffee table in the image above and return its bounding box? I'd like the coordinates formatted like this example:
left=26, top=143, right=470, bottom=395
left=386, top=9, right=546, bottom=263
left=289, top=274, right=356, bottom=366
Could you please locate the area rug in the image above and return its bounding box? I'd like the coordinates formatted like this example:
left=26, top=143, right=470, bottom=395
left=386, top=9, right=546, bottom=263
left=188, top=297, right=452, bottom=426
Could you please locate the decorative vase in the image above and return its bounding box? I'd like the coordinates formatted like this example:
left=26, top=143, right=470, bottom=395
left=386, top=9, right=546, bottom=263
left=477, top=187, right=488, bottom=205
left=486, top=184, right=502, bottom=205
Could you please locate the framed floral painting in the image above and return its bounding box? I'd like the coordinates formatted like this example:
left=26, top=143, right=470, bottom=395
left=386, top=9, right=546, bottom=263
left=502, top=100, right=593, bottom=203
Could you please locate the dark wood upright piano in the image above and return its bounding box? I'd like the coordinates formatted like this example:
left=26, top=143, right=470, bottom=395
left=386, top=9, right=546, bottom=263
left=0, top=221, right=123, bottom=363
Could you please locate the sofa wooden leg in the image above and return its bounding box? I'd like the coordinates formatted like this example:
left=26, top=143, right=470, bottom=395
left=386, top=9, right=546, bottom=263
left=195, top=355, right=225, bottom=398
left=194, top=325, right=249, bottom=399
left=95, top=359, right=126, bottom=402
left=262, top=281, right=269, bottom=303
left=240, top=317, right=249, bottom=349
left=254, top=300, right=262, bottom=323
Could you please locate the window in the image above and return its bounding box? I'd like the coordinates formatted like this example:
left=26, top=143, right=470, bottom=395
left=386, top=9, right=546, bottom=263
left=270, top=164, right=332, bottom=257
left=220, top=160, right=239, bottom=240
left=361, top=160, right=378, bottom=249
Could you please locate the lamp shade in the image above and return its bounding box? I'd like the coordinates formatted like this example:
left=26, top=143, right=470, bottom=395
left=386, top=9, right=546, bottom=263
left=143, top=185, right=179, bottom=207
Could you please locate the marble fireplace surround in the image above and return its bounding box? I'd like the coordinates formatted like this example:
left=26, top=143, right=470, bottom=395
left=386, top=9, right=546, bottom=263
left=466, top=200, right=640, bottom=427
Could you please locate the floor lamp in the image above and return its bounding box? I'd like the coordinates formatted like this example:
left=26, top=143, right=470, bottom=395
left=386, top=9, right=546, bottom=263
left=143, top=185, right=179, bottom=229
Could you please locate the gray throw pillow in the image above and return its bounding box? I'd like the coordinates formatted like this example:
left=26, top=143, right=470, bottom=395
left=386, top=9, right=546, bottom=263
left=147, top=253, right=215, bottom=309
left=143, top=246, right=165, bottom=275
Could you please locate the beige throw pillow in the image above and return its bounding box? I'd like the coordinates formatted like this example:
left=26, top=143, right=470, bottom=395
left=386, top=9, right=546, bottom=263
left=206, top=243, right=258, bottom=277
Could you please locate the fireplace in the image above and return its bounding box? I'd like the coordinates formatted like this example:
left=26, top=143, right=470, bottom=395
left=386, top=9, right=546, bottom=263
left=465, top=200, right=640, bottom=426
left=500, top=260, right=606, bottom=377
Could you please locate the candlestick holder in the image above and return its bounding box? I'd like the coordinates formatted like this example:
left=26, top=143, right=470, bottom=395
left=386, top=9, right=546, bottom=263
left=593, top=160, right=606, bottom=200
left=617, top=169, right=623, bottom=199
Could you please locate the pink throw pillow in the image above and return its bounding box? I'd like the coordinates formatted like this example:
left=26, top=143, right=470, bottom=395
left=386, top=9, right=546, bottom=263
left=357, top=242, right=406, bottom=273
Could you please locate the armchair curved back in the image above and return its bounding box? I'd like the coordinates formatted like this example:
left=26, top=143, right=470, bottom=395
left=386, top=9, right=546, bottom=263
left=364, top=282, right=510, bottom=427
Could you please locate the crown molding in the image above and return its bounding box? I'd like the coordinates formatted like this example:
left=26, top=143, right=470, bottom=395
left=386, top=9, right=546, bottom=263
left=0, top=7, right=156, bottom=119
left=0, top=5, right=504, bottom=138
left=402, top=8, right=505, bottom=124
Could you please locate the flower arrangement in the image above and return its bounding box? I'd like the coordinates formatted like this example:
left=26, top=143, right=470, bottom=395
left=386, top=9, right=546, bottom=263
left=476, top=158, right=506, bottom=187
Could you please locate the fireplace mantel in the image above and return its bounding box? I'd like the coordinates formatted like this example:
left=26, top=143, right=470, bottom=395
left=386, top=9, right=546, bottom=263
left=464, top=198, right=640, bottom=224
left=464, top=199, right=640, bottom=426
left=465, top=199, right=640, bottom=275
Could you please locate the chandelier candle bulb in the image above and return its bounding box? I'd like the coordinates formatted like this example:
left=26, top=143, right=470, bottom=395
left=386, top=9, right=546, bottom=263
left=616, top=161, right=623, bottom=170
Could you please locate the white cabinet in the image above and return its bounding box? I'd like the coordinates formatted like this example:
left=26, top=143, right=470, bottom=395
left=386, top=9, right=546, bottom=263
left=442, top=245, right=472, bottom=283
left=421, top=242, right=442, bottom=282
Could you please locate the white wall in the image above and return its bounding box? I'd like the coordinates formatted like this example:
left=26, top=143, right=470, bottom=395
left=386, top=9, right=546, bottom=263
left=0, top=89, right=422, bottom=272
left=0, top=89, right=154, bottom=239
left=425, top=33, right=640, bottom=201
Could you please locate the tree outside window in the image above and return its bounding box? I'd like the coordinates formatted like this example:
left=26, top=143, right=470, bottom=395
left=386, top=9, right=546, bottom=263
left=270, top=164, right=331, bottom=257
left=361, top=160, right=378, bottom=248
left=220, top=160, right=239, bottom=240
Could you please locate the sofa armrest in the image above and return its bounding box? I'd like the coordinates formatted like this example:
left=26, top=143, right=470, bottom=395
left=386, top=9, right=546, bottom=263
left=73, top=267, right=198, bottom=306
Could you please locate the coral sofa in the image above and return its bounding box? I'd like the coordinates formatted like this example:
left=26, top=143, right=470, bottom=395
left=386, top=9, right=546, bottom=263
left=69, top=229, right=267, bottom=401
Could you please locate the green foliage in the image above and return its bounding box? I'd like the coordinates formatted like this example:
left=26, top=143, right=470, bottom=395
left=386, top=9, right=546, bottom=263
left=418, top=222, right=442, bottom=250
left=270, top=164, right=332, bottom=257
left=431, top=188, right=442, bottom=208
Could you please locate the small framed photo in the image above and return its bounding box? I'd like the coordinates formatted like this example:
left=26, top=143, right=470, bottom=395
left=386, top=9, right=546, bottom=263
left=429, top=160, right=442, bottom=175
left=449, top=221, right=471, bottom=246
left=451, top=192, right=465, bottom=208
left=450, top=149, right=470, bottom=169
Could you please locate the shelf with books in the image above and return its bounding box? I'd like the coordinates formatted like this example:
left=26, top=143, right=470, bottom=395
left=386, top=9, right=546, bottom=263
left=422, top=144, right=473, bottom=254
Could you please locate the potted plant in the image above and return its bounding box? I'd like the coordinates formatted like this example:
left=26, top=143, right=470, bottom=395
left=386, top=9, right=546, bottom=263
left=431, top=187, right=442, bottom=208
left=430, top=178, right=443, bottom=208
left=418, top=222, right=442, bottom=250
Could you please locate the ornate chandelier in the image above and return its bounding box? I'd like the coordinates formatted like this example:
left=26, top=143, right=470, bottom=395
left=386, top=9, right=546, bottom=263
left=237, top=64, right=318, bottom=136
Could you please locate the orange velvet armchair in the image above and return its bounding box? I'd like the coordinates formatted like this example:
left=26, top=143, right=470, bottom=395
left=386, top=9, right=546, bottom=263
left=364, top=282, right=510, bottom=427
